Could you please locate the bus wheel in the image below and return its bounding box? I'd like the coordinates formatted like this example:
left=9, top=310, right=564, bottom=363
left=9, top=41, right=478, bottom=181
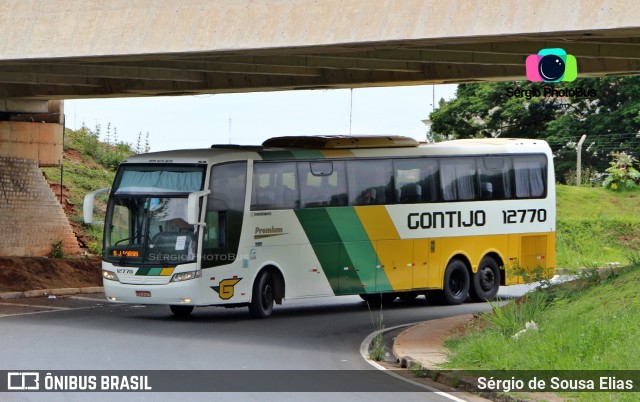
left=470, top=257, right=500, bottom=302
left=170, top=305, right=194, bottom=317
left=249, top=271, right=274, bottom=319
left=359, top=293, right=396, bottom=307
left=397, top=291, right=419, bottom=302
left=433, top=260, right=470, bottom=305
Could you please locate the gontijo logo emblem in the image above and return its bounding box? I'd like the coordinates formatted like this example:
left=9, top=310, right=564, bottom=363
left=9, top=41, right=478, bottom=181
left=526, top=48, right=577, bottom=82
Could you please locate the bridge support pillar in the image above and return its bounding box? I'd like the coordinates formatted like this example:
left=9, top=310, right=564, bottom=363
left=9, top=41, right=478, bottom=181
left=0, top=100, right=80, bottom=256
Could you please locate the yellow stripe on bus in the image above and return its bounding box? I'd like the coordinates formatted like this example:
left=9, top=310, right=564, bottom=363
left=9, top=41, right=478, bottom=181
left=354, top=206, right=414, bottom=290
left=160, top=268, right=175, bottom=276
left=354, top=206, right=399, bottom=241
left=319, top=149, right=355, bottom=158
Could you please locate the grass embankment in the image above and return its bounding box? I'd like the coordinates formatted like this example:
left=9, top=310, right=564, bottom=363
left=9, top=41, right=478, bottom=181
left=42, top=128, right=132, bottom=253
left=445, top=267, right=640, bottom=371
left=443, top=266, right=640, bottom=400
left=556, top=185, right=640, bottom=269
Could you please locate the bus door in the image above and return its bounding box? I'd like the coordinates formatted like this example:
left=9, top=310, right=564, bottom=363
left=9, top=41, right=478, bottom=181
left=412, top=239, right=430, bottom=289
left=375, top=240, right=413, bottom=291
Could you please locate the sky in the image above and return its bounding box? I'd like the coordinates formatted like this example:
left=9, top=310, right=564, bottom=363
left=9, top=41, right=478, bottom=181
left=64, top=84, right=457, bottom=152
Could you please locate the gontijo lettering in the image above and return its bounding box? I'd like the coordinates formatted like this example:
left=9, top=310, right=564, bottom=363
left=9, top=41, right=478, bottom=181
left=408, top=210, right=486, bottom=229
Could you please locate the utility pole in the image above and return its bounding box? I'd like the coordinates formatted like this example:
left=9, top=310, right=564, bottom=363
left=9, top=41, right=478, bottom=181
left=576, top=134, right=587, bottom=186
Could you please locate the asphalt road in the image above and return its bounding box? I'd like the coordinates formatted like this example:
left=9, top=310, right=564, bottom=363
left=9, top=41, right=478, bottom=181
left=0, top=286, right=535, bottom=402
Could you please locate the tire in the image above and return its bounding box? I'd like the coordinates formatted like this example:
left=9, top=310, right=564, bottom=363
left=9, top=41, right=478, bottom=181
left=359, top=293, right=397, bottom=307
left=432, top=259, right=470, bottom=305
left=469, top=256, right=500, bottom=302
left=249, top=271, right=275, bottom=318
left=170, top=305, right=194, bottom=317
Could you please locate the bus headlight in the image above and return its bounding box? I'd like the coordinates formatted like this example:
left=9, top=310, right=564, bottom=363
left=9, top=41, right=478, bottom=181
left=102, top=270, right=120, bottom=282
left=170, top=270, right=202, bottom=282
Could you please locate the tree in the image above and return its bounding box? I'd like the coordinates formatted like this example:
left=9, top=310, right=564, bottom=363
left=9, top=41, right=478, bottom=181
left=429, top=77, right=640, bottom=182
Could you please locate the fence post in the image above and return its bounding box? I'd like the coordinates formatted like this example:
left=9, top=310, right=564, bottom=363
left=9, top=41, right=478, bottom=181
left=576, top=134, right=587, bottom=186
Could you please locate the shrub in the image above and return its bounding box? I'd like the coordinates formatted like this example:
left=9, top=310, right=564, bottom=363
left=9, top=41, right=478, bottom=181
left=603, top=151, right=640, bottom=191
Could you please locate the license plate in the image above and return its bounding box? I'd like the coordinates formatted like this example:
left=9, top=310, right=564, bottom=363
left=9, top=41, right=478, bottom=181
left=135, top=290, right=152, bottom=297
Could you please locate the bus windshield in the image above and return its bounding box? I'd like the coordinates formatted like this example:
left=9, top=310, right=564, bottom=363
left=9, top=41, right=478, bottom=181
left=104, top=196, right=200, bottom=266
left=104, top=165, right=205, bottom=266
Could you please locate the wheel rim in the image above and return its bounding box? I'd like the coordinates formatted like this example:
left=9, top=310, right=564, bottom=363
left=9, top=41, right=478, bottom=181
left=479, top=266, right=496, bottom=292
left=449, top=270, right=465, bottom=296
left=261, top=282, right=274, bottom=309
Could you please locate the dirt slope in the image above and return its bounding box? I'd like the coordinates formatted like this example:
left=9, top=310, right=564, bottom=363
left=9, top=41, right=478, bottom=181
left=0, top=257, right=101, bottom=292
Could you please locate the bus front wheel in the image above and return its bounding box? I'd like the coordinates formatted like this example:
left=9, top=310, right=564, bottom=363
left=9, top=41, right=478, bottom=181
left=432, top=260, right=470, bottom=305
left=170, top=305, right=194, bottom=317
left=249, top=271, right=275, bottom=319
left=469, top=257, right=500, bottom=302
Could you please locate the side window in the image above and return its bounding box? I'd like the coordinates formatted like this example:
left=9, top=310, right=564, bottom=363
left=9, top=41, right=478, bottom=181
left=108, top=204, right=130, bottom=245
left=479, top=157, right=513, bottom=200
left=347, top=160, right=394, bottom=205
left=440, top=158, right=477, bottom=201
left=298, top=161, right=347, bottom=208
left=394, top=158, right=440, bottom=203
left=203, top=162, right=247, bottom=268
left=251, top=162, right=299, bottom=210
left=514, top=155, right=547, bottom=198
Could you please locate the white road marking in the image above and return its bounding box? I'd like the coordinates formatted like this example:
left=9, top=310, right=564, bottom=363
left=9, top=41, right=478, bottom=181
left=0, top=301, right=71, bottom=310
left=360, top=322, right=471, bottom=402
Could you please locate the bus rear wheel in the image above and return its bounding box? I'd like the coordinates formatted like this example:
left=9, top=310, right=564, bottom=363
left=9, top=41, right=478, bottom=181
left=170, top=305, right=194, bottom=317
left=469, top=256, right=500, bottom=302
left=431, top=260, right=470, bottom=305
left=249, top=271, right=275, bottom=319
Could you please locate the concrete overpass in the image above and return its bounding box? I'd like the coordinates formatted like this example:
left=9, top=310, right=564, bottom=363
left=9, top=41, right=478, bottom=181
left=1, top=0, right=640, bottom=102
left=1, top=0, right=640, bottom=256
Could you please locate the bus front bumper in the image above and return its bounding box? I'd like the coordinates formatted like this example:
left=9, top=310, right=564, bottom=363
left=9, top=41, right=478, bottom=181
left=103, top=279, right=202, bottom=305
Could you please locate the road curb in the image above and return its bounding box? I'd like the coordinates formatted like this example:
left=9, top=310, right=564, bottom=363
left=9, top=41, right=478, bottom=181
left=0, top=287, right=103, bottom=299
left=387, top=316, right=555, bottom=402
left=392, top=314, right=474, bottom=369
left=389, top=314, right=489, bottom=395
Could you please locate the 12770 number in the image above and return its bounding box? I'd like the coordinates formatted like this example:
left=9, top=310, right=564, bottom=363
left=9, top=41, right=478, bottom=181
left=502, top=209, right=547, bottom=224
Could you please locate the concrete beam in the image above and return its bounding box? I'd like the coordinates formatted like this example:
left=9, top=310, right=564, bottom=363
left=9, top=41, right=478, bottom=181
left=0, top=71, right=105, bottom=87
left=421, top=40, right=640, bottom=59
left=1, top=0, right=639, bottom=59
left=0, top=99, right=48, bottom=113
left=93, top=60, right=325, bottom=76
left=0, top=64, right=207, bottom=82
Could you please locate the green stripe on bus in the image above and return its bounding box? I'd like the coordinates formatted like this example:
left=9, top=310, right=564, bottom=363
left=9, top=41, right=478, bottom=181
left=135, top=267, right=165, bottom=276
left=295, top=207, right=392, bottom=295
left=290, top=149, right=325, bottom=159
left=327, top=208, right=392, bottom=293
left=259, top=149, right=325, bottom=160
left=295, top=208, right=342, bottom=243
left=258, top=150, right=295, bottom=160
left=295, top=209, right=343, bottom=293
left=326, top=208, right=369, bottom=242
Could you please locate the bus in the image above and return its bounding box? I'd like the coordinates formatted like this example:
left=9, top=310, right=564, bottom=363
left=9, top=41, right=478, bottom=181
left=84, top=135, right=556, bottom=318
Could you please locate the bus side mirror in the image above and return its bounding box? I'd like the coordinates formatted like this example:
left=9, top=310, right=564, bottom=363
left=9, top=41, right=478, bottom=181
left=187, top=190, right=211, bottom=225
left=83, top=188, right=110, bottom=224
